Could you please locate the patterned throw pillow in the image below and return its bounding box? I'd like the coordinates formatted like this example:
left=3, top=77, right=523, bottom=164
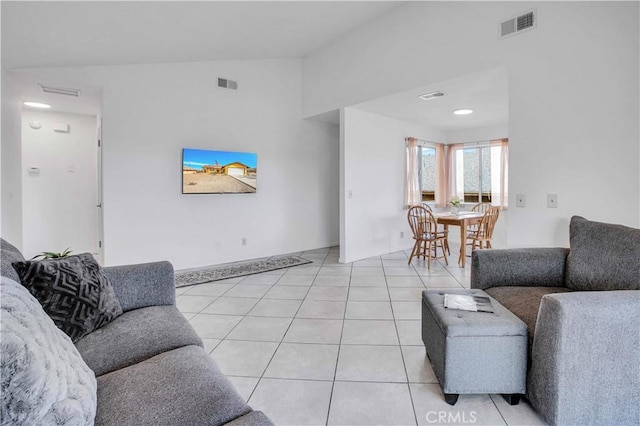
left=12, top=253, right=123, bottom=342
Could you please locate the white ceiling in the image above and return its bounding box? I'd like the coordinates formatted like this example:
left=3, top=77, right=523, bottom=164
left=3, top=1, right=505, bottom=130
left=351, top=67, right=508, bottom=132
left=1, top=1, right=403, bottom=69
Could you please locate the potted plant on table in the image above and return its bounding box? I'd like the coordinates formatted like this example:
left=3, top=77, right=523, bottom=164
left=449, top=195, right=461, bottom=214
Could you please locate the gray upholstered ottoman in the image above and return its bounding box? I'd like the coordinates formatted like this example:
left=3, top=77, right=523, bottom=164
left=421, top=289, right=527, bottom=405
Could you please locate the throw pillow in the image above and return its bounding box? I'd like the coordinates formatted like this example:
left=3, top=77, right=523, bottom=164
left=566, top=216, right=640, bottom=291
left=1, top=276, right=97, bottom=425
left=12, top=253, right=123, bottom=342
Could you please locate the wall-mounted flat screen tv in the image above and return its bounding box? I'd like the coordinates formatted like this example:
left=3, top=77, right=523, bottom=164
left=182, top=148, right=257, bottom=194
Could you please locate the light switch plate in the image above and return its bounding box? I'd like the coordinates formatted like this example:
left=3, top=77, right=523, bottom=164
left=516, top=194, right=526, bottom=207
left=547, top=194, right=558, bottom=208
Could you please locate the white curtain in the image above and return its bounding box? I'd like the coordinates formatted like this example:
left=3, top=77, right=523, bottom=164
left=446, top=144, right=465, bottom=203
left=491, top=139, right=509, bottom=209
left=405, top=137, right=421, bottom=208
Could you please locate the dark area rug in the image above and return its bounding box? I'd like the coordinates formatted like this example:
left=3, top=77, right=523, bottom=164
left=175, top=255, right=312, bottom=287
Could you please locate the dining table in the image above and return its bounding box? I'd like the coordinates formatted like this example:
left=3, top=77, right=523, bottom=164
left=433, top=211, right=484, bottom=267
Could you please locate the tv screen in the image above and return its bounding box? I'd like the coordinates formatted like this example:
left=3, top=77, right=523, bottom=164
left=182, top=148, right=257, bottom=194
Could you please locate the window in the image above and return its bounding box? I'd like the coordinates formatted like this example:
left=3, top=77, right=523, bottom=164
left=419, top=147, right=436, bottom=201
left=455, top=145, right=503, bottom=203
left=406, top=138, right=508, bottom=209
left=451, top=139, right=509, bottom=208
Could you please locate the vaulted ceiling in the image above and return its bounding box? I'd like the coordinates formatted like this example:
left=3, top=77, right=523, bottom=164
left=2, top=1, right=403, bottom=68
left=3, top=2, right=506, bottom=131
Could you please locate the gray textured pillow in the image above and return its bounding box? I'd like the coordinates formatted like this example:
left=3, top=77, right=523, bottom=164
left=1, top=276, right=97, bottom=425
left=566, top=216, right=640, bottom=291
left=12, top=253, right=123, bottom=342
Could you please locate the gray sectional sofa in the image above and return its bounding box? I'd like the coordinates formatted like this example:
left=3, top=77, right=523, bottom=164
left=471, top=216, right=640, bottom=425
left=1, top=239, right=273, bottom=426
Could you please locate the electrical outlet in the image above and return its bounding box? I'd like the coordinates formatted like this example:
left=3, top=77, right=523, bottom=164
left=516, top=194, right=526, bottom=208
left=241, top=238, right=247, bottom=246
left=400, top=231, right=404, bottom=239
left=547, top=194, right=558, bottom=208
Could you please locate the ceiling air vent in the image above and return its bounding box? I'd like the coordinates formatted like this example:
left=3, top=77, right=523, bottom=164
left=218, top=78, right=238, bottom=90
left=39, top=84, right=80, bottom=97
left=500, top=9, right=536, bottom=39
left=418, top=91, right=445, bottom=101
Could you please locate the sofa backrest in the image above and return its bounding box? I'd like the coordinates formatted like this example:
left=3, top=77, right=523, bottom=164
left=565, top=216, right=640, bottom=291
left=1, top=239, right=25, bottom=283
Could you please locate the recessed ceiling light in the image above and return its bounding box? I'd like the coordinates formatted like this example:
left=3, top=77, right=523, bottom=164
left=418, top=91, right=445, bottom=101
left=23, top=101, right=51, bottom=109
left=453, top=109, right=473, bottom=115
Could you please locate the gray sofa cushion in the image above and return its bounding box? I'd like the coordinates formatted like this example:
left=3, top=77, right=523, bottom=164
left=471, top=247, right=569, bottom=290
left=76, top=305, right=202, bottom=376
left=485, top=286, right=572, bottom=352
left=103, top=261, right=175, bottom=312
left=1, top=239, right=25, bottom=283
left=566, top=216, right=640, bottom=291
left=95, top=345, right=252, bottom=426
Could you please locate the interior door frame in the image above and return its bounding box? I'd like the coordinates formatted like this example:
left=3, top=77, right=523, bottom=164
left=96, top=116, right=105, bottom=264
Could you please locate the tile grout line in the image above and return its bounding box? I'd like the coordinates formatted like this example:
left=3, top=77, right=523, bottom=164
left=489, top=394, right=511, bottom=426
left=178, top=281, right=238, bottom=318
left=383, top=254, right=420, bottom=426
left=247, top=249, right=330, bottom=404
left=324, top=250, right=353, bottom=426
left=199, top=257, right=318, bottom=381
left=181, top=247, right=529, bottom=425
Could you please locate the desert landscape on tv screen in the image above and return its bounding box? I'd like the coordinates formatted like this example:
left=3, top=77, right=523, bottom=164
left=182, top=148, right=257, bottom=194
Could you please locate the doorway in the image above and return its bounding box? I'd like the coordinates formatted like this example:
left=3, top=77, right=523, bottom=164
left=21, top=108, right=103, bottom=261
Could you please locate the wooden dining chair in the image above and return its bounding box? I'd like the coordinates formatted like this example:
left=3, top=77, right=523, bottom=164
left=407, top=205, right=449, bottom=269
left=468, top=202, right=492, bottom=233
left=466, top=206, right=500, bottom=250
left=471, top=202, right=492, bottom=214
left=420, top=203, right=451, bottom=255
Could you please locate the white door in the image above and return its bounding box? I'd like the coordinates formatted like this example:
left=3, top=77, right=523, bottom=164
left=21, top=110, right=100, bottom=260
left=228, top=167, right=244, bottom=176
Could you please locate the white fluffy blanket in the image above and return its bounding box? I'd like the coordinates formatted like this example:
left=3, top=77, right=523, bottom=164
left=1, top=276, right=97, bottom=425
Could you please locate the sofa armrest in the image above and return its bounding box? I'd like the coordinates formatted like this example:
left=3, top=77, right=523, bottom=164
left=528, top=291, right=640, bottom=425
left=470, top=248, right=569, bottom=290
left=103, top=261, right=175, bottom=312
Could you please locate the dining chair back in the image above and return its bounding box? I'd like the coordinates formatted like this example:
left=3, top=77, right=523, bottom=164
left=471, top=202, right=492, bottom=214
left=468, top=202, right=493, bottom=235
left=420, top=203, right=433, bottom=212
left=419, top=203, right=450, bottom=255
left=467, top=206, right=500, bottom=250
left=407, top=205, right=449, bottom=269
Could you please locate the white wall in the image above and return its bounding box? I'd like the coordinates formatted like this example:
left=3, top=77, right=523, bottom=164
left=1, top=69, right=23, bottom=248
left=445, top=123, right=508, bottom=144
left=11, top=59, right=339, bottom=269
left=21, top=110, right=98, bottom=259
left=304, top=1, right=640, bottom=248
left=341, top=107, right=446, bottom=262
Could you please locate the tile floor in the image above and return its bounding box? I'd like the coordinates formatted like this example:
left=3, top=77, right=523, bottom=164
left=176, top=246, right=547, bottom=426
